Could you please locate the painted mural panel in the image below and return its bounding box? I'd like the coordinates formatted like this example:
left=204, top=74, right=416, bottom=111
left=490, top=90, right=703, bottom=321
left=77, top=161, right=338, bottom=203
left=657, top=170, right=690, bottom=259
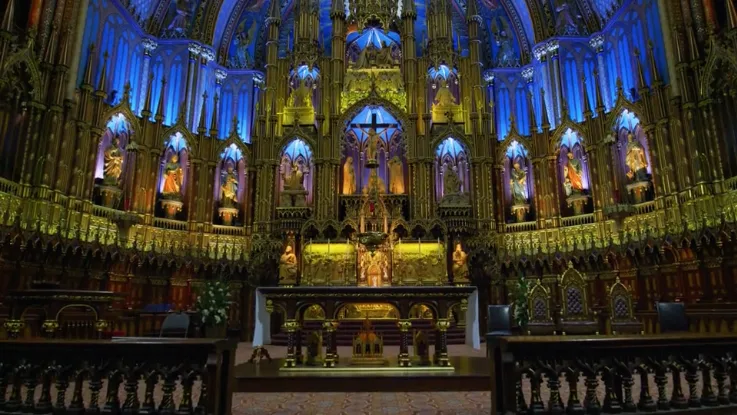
left=226, top=3, right=267, bottom=69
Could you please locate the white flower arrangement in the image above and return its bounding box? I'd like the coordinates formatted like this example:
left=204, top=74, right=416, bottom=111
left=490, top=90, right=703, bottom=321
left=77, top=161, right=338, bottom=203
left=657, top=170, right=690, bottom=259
left=195, top=280, right=232, bottom=326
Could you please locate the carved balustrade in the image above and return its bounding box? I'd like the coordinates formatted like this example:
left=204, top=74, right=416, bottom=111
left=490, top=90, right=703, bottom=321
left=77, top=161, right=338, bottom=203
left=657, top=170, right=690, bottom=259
left=0, top=338, right=237, bottom=415
left=488, top=334, right=737, bottom=415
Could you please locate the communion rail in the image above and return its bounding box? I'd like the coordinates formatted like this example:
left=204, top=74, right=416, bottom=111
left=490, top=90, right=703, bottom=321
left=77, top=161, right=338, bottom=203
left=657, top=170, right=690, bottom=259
left=0, top=338, right=237, bottom=415
left=488, top=333, right=737, bottom=415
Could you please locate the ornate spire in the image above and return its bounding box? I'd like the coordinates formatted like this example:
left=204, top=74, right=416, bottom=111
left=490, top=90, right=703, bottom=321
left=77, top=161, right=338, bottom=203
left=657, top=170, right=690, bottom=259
left=142, top=72, right=154, bottom=115
left=634, top=48, right=648, bottom=90
left=526, top=91, right=536, bottom=133
left=267, top=0, right=281, bottom=25
left=58, top=28, right=72, bottom=66
left=198, top=91, right=208, bottom=134
left=402, top=0, right=416, bottom=18
left=96, top=52, right=109, bottom=92
left=43, top=25, right=58, bottom=65
left=540, top=88, right=550, bottom=128
left=230, top=116, right=240, bottom=138
left=582, top=76, right=591, bottom=118
left=122, top=81, right=132, bottom=105
left=155, top=76, right=167, bottom=123
left=593, top=70, right=604, bottom=110
left=210, top=93, right=220, bottom=137
left=465, top=0, right=479, bottom=23
left=646, top=41, right=661, bottom=84
left=82, top=44, right=95, bottom=86
left=330, top=0, right=345, bottom=19
left=728, top=0, right=737, bottom=30
left=1, top=0, right=15, bottom=33
left=686, top=26, right=700, bottom=61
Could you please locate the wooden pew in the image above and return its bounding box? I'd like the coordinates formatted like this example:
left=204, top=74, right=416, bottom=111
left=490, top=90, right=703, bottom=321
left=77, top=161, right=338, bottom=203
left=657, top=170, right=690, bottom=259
left=488, top=333, right=737, bottom=414
left=0, top=337, right=237, bottom=415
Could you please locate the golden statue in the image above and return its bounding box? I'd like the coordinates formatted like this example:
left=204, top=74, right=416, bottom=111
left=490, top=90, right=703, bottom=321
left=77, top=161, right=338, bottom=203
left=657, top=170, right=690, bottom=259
left=103, top=135, right=124, bottom=186
left=162, top=154, right=183, bottom=197
left=363, top=169, right=386, bottom=194
left=360, top=128, right=381, bottom=161
left=351, top=318, right=386, bottom=365
left=444, top=164, right=462, bottom=196
left=287, top=78, right=311, bottom=108
left=279, top=245, right=298, bottom=283
left=510, top=162, right=527, bottom=205
left=625, top=133, right=648, bottom=182
left=452, top=243, right=469, bottom=283
left=342, top=157, right=356, bottom=194
left=283, top=162, right=305, bottom=191
left=220, top=165, right=238, bottom=206
left=434, top=79, right=456, bottom=107
left=388, top=156, right=405, bottom=194
left=376, top=41, right=395, bottom=66
left=563, top=151, right=584, bottom=196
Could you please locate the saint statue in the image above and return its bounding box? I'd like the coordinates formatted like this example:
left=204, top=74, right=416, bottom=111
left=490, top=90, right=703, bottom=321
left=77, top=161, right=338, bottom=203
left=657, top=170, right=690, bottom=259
left=103, top=135, right=124, bottom=186
left=452, top=243, right=469, bottom=283
left=231, top=20, right=257, bottom=68
left=444, top=164, right=462, bottom=196
left=363, top=169, right=386, bottom=195
left=162, top=154, right=183, bottom=197
left=342, top=157, right=356, bottom=194
left=288, top=78, right=311, bottom=108
left=168, top=0, right=191, bottom=32
left=388, top=156, right=405, bottom=194
left=361, top=128, right=381, bottom=161
left=563, top=151, right=584, bottom=196
left=625, top=133, right=649, bottom=182
left=376, top=42, right=395, bottom=66
left=220, top=165, right=239, bottom=206
left=434, top=79, right=456, bottom=107
left=353, top=44, right=376, bottom=69
left=279, top=245, right=298, bottom=283
left=510, top=161, right=527, bottom=205
left=283, top=162, right=305, bottom=191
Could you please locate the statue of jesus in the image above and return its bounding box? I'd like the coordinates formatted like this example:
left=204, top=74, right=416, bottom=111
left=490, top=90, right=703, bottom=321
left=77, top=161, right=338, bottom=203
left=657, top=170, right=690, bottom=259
left=360, top=128, right=381, bottom=161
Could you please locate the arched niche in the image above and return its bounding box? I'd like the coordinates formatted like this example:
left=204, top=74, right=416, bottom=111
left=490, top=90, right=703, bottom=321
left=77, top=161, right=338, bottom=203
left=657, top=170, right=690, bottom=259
left=278, top=138, right=313, bottom=207
left=435, top=137, right=470, bottom=202
left=557, top=128, right=592, bottom=216
left=157, top=132, right=189, bottom=220
left=345, top=27, right=401, bottom=68
left=614, top=109, right=653, bottom=203
left=342, top=105, right=405, bottom=195
left=503, top=140, right=534, bottom=223
left=215, top=143, right=247, bottom=226
left=427, top=64, right=460, bottom=107
left=287, top=65, right=319, bottom=108
left=94, top=113, right=132, bottom=208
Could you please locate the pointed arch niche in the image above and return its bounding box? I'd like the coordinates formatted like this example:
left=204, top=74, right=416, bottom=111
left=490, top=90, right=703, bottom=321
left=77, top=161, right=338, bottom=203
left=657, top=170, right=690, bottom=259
left=557, top=128, right=592, bottom=217
left=503, top=140, right=534, bottom=223
left=345, top=27, right=401, bottom=67
left=435, top=137, right=470, bottom=203
left=278, top=138, right=313, bottom=207
left=613, top=109, right=653, bottom=204
left=94, top=113, right=131, bottom=209
left=215, top=143, right=247, bottom=226
left=157, top=132, right=189, bottom=220
left=342, top=106, right=405, bottom=195
left=427, top=64, right=460, bottom=108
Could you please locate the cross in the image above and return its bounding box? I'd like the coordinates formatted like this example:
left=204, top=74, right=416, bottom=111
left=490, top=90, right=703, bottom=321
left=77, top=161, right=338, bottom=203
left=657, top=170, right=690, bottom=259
left=348, top=109, right=395, bottom=143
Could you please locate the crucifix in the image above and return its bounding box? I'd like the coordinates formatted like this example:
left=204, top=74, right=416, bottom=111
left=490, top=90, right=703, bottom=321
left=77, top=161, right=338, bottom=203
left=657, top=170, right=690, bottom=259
left=348, top=108, right=395, bottom=190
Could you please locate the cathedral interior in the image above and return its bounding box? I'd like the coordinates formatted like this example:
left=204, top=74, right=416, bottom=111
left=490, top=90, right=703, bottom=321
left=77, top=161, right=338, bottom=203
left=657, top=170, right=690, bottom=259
left=1, top=0, right=737, bottom=343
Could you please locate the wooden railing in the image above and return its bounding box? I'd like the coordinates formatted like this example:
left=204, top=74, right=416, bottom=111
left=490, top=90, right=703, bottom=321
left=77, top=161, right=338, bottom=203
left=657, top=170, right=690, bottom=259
left=488, top=334, right=737, bottom=415
left=0, top=338, right=237, bottom=415
left=561, top=213, right=595, bottom=227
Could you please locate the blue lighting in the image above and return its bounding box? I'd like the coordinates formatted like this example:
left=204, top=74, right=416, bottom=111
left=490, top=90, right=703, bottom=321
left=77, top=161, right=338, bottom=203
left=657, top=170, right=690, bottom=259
left=347, top=27, right=400, bottom=50
left=559, top=128, right=582, bottom=150
left=347, top=106, right=400, bottom=144
left=221, top=143, right=243, bottom=162
left=428, top=65, right=456, bottom=80
left=505, top=140, right=529, bottom=160
left=618, top=109, right=641, bottom=131
left=436, top=137, right=466, bottom=158
left=283, top=138, right=313, bottom=160
left=166, top=132, right=188, bottom=153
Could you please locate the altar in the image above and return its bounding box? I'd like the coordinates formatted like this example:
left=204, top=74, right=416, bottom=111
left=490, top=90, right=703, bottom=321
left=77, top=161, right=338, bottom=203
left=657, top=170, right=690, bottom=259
left=252, top=286, right=480, bottom=368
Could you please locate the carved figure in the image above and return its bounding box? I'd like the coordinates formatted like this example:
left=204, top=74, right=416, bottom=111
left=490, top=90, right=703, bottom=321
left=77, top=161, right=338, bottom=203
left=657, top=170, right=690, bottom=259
left=434, top=79, right=456, bottom=107
left=563, top=151, right=584, bottom=196
left=283, top=162, right=305, bottom=191
left=361, top=128, right=381, bottom=161
left=444, top=164, right=462, bottom=196
left=231, top=20, right=257, bottom=68
left=103, top=136, right=124, bottom=186
left=220, top=165, right=239, bottom=206
left=342, top=156, right=356, bottom=194
left=452, top=243, right=469, bottom=282
left=492, top=17, right=516, bottom=67
left=354, top=44, right=377, bottom=69
left=555, top=0, right=580, bottom=35
left=376, top=42, right=395, bottom=66
left=288, top=78, right=311, bottom=108
left=510, top=161, right=527, bottom=204
left=363, top=169, right=387, bottom=194
left=388, top=156, right=405, bottom=194
left=162, top=154, right=183, bottom=197
left=279, top=245, right=298, bottom=282
left=625, top=133, right=649, bottom=182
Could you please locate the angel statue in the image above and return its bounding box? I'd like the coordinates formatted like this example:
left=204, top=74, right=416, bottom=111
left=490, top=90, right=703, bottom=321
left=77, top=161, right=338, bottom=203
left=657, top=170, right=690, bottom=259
left=230, top=19, right=257, bottom=68
left=491, top=17, right=516, bottom=67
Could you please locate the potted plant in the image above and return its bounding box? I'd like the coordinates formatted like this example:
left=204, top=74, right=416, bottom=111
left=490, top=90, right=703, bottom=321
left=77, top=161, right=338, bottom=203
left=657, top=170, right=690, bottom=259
left=512, top=275, right=530, bottom=333
left=195, top=279, right=232, bottom=338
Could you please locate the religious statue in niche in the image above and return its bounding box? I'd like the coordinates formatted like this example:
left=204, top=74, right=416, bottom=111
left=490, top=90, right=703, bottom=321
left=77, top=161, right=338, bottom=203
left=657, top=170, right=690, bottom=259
left=361, top=128, right=381, bottom=163
left=434, top=79, right=456, bottom=107
left=363, top=169, right=387, bottom=195
left=353, top=44, right=377, bottom=70
left=625, top=133, right=649, bottom=182
left=287, top=78, right=312, bottom=108
left=220, top=165, right=239, bottom=207
left=342, top=156, right=356, bottom=194
left=376, top=41, right=396, bottom=67
left=162, top=154, right=183, bottom=198
left=554, top=0, right=582, bottom=35
left=230, top=20, right=257, bottom=69
left=491, top=16, right=517, bottom=67
left=102, top=135, right=124, bottom=186
left=452, top=243, right=470, bottom=284
left=510, top=161, right=528, bottom=205
left=279, top=245, right=298, bottom=285
left=563, top=151, right=584, bottom=197
left=280, top=162, right=309, bottom=207
left=163, top=0, right=196, bottom=37
left=444, top=164, right=462, bottom=195
left=388, top=156, right=405, bottom=194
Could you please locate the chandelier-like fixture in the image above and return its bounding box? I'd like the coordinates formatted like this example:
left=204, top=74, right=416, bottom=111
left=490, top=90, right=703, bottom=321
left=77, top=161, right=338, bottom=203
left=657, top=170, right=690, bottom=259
left=348, top=0, right=397, bottom=33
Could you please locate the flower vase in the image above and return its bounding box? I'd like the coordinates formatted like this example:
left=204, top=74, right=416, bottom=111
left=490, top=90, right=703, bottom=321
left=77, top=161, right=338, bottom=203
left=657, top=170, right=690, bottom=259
left=206, top=324, right=227, bottom=339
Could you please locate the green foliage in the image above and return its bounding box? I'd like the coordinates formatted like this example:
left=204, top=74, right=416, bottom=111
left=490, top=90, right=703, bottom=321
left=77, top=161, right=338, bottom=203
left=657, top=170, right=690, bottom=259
left=195, top=279, right=232, bottom=326
left=512, top=275, right=529, bottom=328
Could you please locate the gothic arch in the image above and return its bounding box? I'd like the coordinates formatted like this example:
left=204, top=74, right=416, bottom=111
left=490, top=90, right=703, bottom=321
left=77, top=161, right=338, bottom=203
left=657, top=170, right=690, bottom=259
left=216, top=136, right=251, bottom=161
left=276, top=133, right=316, bottom=158
left=100, top=106, right=141, bottom=136
left=605, top=101, right=648, bottom=131
left=161, top=126, right=197, bottom=154
left=497, top=127, right=532, bottom=165
left=430, top=132, right=472, bottom=155
left=699, top=42, right=737, bottom=99
left=550, top=123, right=588, bottom=154
left=338, top=96, right=409, bottom=132
left=0, top=48, right=43, bottom=102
